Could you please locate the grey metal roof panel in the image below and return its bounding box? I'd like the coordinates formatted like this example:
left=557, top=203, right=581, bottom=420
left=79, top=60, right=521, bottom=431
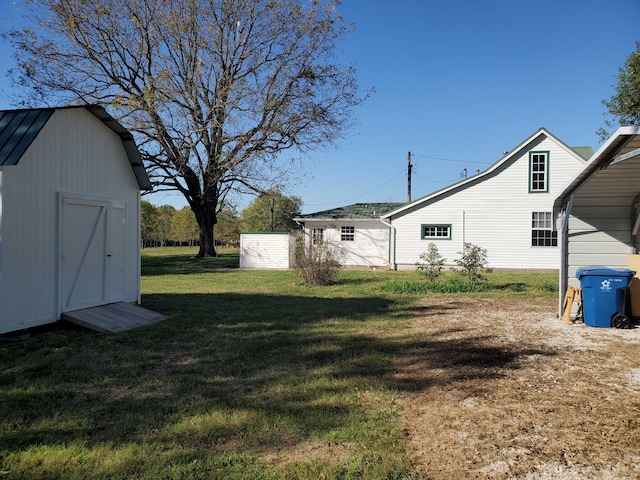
left=0, top=109, right=53, bottom=166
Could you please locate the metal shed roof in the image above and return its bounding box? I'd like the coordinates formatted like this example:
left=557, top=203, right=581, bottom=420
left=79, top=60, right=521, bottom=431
left=0, top=109, right=53, bottom=167
left=0, top=105, right=152, bottom=190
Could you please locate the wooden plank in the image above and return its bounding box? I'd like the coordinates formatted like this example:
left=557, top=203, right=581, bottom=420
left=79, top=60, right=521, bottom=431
left=67, top=308, right=131, bottom=332
left=62, top=302, right=168, bottom=332
left=104, top=303, right=165, bottom=322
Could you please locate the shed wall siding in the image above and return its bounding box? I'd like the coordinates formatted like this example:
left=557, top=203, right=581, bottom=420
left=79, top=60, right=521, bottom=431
left=240, top=233, right=292, bottom=269
left=390, top=136, right=585, bottom=269
left=0, top=108, right=141, bottom=333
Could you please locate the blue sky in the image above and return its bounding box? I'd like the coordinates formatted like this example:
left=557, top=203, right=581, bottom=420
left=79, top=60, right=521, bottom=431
left=1, top=0, right=639, bottom=213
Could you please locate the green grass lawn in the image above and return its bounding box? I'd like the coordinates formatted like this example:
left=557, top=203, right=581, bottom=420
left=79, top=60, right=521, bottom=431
left=0, top=247, right=557, bottom=479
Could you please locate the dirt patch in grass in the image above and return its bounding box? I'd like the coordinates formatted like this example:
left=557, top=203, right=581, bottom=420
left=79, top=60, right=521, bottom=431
left=260, top=441, right=355, bottom=466
left=396, top=296, right=640, bottom=479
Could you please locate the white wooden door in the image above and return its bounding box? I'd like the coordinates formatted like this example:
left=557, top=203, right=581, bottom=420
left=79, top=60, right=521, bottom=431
left=107, top=203, right=126, bottom=303
left=60, top=196, right=110, bottom=312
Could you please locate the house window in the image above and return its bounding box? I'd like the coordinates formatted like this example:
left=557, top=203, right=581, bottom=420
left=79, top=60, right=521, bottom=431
left=312, top=228, right=324, bottom=245
left=340, top=226, right=355, bottom=241
left=421, top=224, right=451, bottom=239
left=531, top=212, right=557, bottom=247
left=529, top=152, right=549, bottom=192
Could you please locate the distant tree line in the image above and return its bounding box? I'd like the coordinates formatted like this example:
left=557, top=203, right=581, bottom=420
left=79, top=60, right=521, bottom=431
left=141, top=201, right=241, bottom=248
left=141, top=190, right=302, bottom=248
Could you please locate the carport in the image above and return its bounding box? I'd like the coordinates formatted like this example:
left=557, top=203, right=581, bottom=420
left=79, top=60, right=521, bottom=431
left=554, top=126, right=640, bottom=317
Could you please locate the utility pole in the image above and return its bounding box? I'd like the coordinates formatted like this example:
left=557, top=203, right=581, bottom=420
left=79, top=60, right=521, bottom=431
left=269, top=197, right=275, bottom=232
left=407, top=151, right=412, bottom=203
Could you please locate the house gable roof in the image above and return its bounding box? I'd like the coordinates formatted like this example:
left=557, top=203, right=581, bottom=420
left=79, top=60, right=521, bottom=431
left=571, top=146, right=594, bottom=160
left=295, top=202, right=405, bottom=221
left=382, top=127, right=588, bottom=219
left=0, top=105, right=152, bottom=190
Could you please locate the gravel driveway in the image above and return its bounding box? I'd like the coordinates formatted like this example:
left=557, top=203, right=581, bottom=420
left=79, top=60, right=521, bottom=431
left=396, top=296, right=640, bottom=479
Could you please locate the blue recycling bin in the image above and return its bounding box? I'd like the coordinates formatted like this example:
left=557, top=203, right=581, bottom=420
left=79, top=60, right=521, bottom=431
left=576, top=268, right=636, bottom=327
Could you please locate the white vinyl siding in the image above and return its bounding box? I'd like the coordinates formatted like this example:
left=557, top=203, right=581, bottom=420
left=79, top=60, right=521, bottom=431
left=0, top=108, right=142, bottom=333
left=302, top=221, right=390, bottom=266
left=389, top=134, right=585, bottom=269
left=240, top=233, right=293, bottom=269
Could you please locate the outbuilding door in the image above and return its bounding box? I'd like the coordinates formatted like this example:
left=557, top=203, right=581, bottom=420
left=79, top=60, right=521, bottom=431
left=59, top=195, right=112, bottom=313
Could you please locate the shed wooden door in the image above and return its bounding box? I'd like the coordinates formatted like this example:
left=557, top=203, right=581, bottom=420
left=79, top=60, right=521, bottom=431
left=106, top=202, right=126, bottom=303
left=60, top=197, right=110, bottom=312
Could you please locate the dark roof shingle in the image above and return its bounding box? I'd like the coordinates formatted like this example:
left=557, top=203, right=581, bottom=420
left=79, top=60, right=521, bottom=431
left=297, top=202, right=405, bottom=220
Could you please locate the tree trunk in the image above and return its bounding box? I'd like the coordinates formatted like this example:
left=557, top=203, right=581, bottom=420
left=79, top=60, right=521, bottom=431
left=192, top=203, right=217, bottom=258
left=197, top=220, right=217, bottom=257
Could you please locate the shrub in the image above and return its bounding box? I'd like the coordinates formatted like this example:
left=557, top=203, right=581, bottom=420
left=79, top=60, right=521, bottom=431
left=415, top=243, right=446, bottom=281
left=454, top=242, right=488, bottom=283
left=292, top=233, right=340, bottom=285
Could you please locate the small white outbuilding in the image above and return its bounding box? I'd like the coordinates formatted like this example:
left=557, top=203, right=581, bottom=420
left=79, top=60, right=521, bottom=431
left=240, top=232, right=295, bottom=269
left=0, top=105, right=151, bottom=334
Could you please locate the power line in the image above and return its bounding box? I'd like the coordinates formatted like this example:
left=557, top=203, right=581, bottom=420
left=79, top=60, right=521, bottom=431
left=303, top=151, right=492, bottom=208
left=412, top=153, right=491, bottom=165
left=304, top=169, right=406, bottom=207
left=413, top=171, right=463, bottom=185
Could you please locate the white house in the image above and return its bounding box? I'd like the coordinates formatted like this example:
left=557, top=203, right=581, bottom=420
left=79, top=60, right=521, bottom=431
left=294, top=203, right=403, bottom=267
left=0, top=105, right=151, bottom=334
left=382, top=128, right=590, bottom=270
left=553, top=126, right=640, bottom=316
left=297, top=129, right=590, bottom=270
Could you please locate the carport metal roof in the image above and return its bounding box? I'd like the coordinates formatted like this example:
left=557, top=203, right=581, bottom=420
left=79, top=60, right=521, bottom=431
left=553, top=126, right=640, bottom=217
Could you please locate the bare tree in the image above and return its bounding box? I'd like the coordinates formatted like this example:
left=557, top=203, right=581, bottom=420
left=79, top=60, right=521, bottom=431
left=5, top=0, right=368, bottom=256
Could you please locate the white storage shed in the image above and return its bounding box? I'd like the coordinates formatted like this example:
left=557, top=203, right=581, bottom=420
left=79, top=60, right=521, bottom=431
left=0, top=105, right=151, bottom=334
left=240, top=232, right=295, bottom=269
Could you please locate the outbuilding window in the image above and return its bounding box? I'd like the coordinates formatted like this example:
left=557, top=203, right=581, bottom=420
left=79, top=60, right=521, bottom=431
left=340, top=226, right=355, bottom=241
left=312, top=228, right=324, bottom=245
left=531, top=212, right=557, bottom=246
left=421, top=224, right=451, bottom=239
left=529, top=151, right=549, bottom=192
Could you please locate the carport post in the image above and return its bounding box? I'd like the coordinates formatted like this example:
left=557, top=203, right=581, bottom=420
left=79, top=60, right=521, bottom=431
left=558, top=194, right=573, bottom=318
